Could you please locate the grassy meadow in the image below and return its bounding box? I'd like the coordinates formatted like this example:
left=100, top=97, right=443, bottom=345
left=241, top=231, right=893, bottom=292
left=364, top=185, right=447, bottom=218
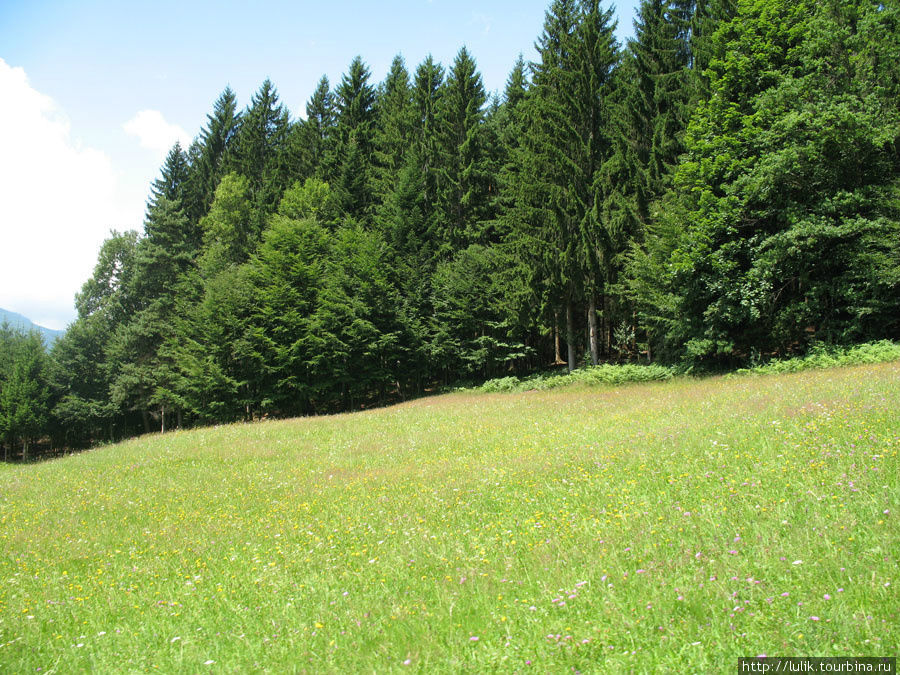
left=1, top=361, right=897, bottom=672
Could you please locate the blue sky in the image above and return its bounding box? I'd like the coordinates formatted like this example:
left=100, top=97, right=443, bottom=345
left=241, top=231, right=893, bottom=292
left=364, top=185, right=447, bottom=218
left=0, top=0, right=640, bottom=330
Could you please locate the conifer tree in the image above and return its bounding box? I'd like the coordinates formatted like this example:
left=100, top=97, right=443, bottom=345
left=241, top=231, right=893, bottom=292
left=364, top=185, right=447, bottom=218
left=228, top=79, right=291, bottom=224
left=333, top=57, right=377, bottom=221
left=0, top=330, right=49, bottom=461
left=435, top=47, right=490, bottom=253
left=303, top=76, right=336, bottom=177
left=148, top=143, right=190, bottom=214
left=508, top=0, right=620, bottom=370
left=371, top=55, right=415, bottom=211
left=411, top=56, right=446, bottom=246
left=188, top=87, right=240, bottom=218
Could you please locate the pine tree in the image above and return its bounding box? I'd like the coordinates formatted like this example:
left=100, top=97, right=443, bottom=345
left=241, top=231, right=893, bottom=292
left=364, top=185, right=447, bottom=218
left=189, top=87, right=241, bottom=218
left=228, top=79, right=291, bottom=222
left=371, top=55, right=415, bottom=211
left=412, top=56, right=446, bottom=246
left=508, top=0, right=620, bottom=370
left=303, top=76, right=336, bottom=178
left=435, top=47, right=490, bottom=253
left=148, top=143, right=190, bottom=214
left=333, top=57, right=377, bottom=221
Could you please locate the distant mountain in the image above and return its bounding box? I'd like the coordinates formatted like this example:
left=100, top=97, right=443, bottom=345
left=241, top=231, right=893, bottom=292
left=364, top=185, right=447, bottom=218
left=0, top=308, right=66, bottom=344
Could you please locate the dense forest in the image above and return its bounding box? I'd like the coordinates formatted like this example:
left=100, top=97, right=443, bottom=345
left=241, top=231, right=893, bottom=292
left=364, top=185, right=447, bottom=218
left=2, top=0, right=899, bottom=456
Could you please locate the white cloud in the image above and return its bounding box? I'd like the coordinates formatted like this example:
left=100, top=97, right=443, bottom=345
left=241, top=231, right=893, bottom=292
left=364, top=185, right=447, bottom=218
left=0, top=58, right=133, bottom=331
left=471, top=12, right=492, bottom=35
left=123, top=109, right=192, bottom=160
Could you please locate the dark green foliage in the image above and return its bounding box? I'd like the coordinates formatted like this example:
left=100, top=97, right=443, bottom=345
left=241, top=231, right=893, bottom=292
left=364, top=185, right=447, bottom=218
left=371, top=56, right=416, bottom=208
left=49, top=315, right=118, bottom=447
left=227, top=79, right=292, bottom=227
left=191, top=87, right=241, bottom=216
left=507, top=0, right=621, bottom=369
left=429, top=244, right=536, bottom=380
left=1, top=326, right=50, bottom=460
left=411, top=56, right=446, bottom=244
left=108, top=198, right=197, bottom=432
left=435, top=47, right=491, bottom=252
left=247, top=212, right=329, bottom=415
left=643, top=0, right=900, bottom=362
left=307, top=224, right=406, bottom=410
left=301, top=76, right=337, bottom=179
left=148, top=143, right=191, bottom=214
left=333, top=57, right=377, bottom=221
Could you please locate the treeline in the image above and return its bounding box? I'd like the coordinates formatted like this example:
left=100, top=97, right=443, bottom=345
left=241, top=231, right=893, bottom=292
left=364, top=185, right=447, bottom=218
left=3, top=0, right=899, bottom=455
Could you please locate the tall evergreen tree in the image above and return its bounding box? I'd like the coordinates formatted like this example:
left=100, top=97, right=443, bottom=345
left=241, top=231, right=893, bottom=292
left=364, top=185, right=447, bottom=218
left=187, top=87, right=241, bottom=218
left=228, top=79, right=291, bottom=222
left=148, top=143, right=190, bottom=214
left=0, top=330, right=49, bottom=461
left=371, top=55, right=415, bottom=211
left=508, top=0, right=620, bottom=370
left=435, top=47, right=490, bottom=252
left=333, top=57, right=377, bottom=221
left=108, top=197, right=197, bottom=433
left=411, top=56, right=446, bottom=245
left=303, top=76, right=336, bottom=179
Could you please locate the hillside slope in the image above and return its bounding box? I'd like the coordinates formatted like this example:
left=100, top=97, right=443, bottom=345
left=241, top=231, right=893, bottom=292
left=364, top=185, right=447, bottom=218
left=0, top=362, right=897, bottom=671
left=0, top=307, right=65, bottom=343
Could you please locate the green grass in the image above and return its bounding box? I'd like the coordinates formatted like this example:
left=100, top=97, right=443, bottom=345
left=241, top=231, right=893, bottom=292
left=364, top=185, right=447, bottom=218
left=1, top=361, right=898, bottom=672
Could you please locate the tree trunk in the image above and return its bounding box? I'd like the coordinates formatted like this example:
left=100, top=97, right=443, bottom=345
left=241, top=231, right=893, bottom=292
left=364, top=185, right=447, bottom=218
left=142, top=410, right=151, bottom=434
left=554, top=311, right=563, bottom=364
left=23, top=438, right=28, bottom=463
left=604, top=295, right=612, bottom=356
left=177, top=409, right=183, bottom=430
left=566, top=301, right=576, bottom=373
left=161, top=406, right=166, bottom=434
left=588, top=296, right=599, bottom=366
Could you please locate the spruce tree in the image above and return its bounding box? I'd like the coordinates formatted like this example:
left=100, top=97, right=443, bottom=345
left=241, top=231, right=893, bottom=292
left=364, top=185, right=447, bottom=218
left=333, top=57, right=377, bottom=221
left=412, top=56, right=446, bottom=247
left=303, top=76, right=336, bottom=178
left=371, top=55, right=415, bottom=212
left=148, top=143, right=190, bottom=214
left=509, top=0, right=620, bottom=370
left=0, top=330, right=49, bottom=460
left=228, top=79, right=291, bottom=223
left=189, top=87, right=240, bottom=218
left=435, top=47, right=490, bottom=253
